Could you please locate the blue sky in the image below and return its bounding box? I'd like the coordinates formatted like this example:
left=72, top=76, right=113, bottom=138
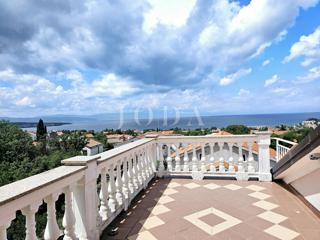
left=0, top=0, right=320, bottom=117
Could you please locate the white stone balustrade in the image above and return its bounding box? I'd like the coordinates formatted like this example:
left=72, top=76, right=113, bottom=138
left=0, top=133, right=276, bottom=239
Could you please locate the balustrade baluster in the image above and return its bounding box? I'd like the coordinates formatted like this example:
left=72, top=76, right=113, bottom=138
left=158, top=144, right=165, bottom=176
left=115, top=160, right=124, bottom=207
left=108, top=165, right=117, bottom=212
left=147, top=145, right=154, bottom=177
left=209, top=143, right=216, bottom=172
left=132, top=154, right=140, bottom=189
left=228, top=143, right=235, bottom=173
left=192, top=144, right=198, bottom=171
left=141, top=149, right=148, bottom=182
left=136, top=153, right=143, bottom=187
left=44, top=193, right=61, bottom=240
left=183, top=143, right=189, bottom=172
left=128, top=155, right=135, bottom=193
left=0, top=217, right=14, bottom=240
left=201, top=143, right=207, bottom=172
left=22, top=202, right=41, bottom=240
left=218, top=142, right=225, bottom=173
left=150, top=143, right=157, bottom=173
left=167, top=144, right=173, bottom=172
left=248, top=142, right=255, bottom=173
left=99, top=168, right=110, bottom=221
left=237, top=142, right=244, bottom=172
left=175, top=144, right=181, bottom=171
left=62, top=185, right=76, bottom=240
left=122, top=157, right=130, bottom=202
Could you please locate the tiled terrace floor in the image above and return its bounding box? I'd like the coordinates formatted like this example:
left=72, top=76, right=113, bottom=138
left=102, top=178, right=320, bottom=240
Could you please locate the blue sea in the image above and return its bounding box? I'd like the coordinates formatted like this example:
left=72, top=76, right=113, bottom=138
left=22, top=112, right=320, bottom=132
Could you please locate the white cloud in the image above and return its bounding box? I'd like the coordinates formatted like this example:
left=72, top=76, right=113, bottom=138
left=284, top=26, right=320, bottom=66
left=262, top=59, right=271, bottom=66
left=296, top=66, right=320, bottom=83
left=238, top=88, right=250, bottom=97
left=143, top=0, right=196, bottom=33
left=219, top=68, right=252, bottom=86
left=16, top=97, right=33, bottom=107
left=264, top=74, right=279, bottom=87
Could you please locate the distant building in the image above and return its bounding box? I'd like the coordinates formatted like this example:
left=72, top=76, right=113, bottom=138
left=302, top=120, right=318, bottom=129
left=85, top=133, right=94, bottom=139
left=28, top=132, right=37, bottom=141
left=82, top=139, right=103, bottom=156
left=106, top=134, right=134, bottom=144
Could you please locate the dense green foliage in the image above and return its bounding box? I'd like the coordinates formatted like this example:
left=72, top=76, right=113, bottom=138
left=222, top=125, right=250, bottom=135
left=36, top=119, right=47, bottom=141
left=173, top=127, right=217, bottom=136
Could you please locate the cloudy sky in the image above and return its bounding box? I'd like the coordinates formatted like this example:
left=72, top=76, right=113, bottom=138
left=0, top=0, right=320, bottom=117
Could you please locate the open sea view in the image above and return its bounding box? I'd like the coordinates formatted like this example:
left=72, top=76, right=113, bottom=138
left=22, top=112, right=320, bottom=131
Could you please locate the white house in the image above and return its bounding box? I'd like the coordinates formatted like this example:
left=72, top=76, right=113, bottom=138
left=82, top=139, right=103, bottom=156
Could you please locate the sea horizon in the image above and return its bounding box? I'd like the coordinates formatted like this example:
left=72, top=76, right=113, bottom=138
left=17, top=111, right=320, bottom=132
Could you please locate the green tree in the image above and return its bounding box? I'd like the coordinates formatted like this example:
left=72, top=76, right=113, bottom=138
left=223, top=125, right=250, bottom=135
left=36, top=119, right=47, bottom=141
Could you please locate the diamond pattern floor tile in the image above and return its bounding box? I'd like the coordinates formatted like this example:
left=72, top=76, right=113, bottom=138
left=258, top=211, right=287, bottom=224
left=253, top=200, right=279, bottom=211
left=264, top=225, right=300, bottom=240
left=139, top=216, right=165, bottom=230
left=224, top=184, right=242, bottom=190
left=128, top=230, right=158, bottom=240
left=148, top=205, right=170, bottom=215
left=246, top=185, right=265, bottom=192
left=155, top=195, right=174, bottom=204
left=184, top=182, right=200, bottom=189
left=249, top=191, right=271, bottom=200
left=162, top=188, right=178, bottom=195
left=203, top=183, right=220, bottom=190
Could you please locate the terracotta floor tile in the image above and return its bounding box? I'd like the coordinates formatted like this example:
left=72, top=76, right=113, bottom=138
left=102, top=178, right=320, bottom=240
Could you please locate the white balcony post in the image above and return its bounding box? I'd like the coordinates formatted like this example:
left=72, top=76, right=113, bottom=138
left=62, top=155, right=100, bottom=240
left=108, top=164, right=117, bottom=212
left=237, top=142, right=244, bottom=172
left=209, top=143, right=216, bottom=172
left=218, top=142, right=225, bottom=173
left=247, top=142, right=255, bottom=173
left=150, top=143, right=157, bottom=173
left=140, top=151, right=147, bottom=186
left=21, top=201, right=42, bottom=240
left=257, top=132, right=272, bottom=181
left=228, top=143, right=235, bottom=173
left=201, top=143, right=207, bottom=172
left=147, top=145, right=154, bottom=178
left=99, top=168, right=110, bottom=221
left=136, top=153, right=143, bottom=187
left=175, top=144, right=181, bottom=172
left=44, top=193, right=61, bottom=240
left=157, top=144, right=165, bottom=177
left=192, top=144, right=198, bottom=172
left=166, top=145, right=173, bottom=172
left=62, top=185, right=76, bottom=240
left=0, top=214, right=14, bottom=240
left=183, top=143, right=189, bottom=172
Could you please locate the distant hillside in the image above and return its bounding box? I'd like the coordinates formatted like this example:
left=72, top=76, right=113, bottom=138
left=11, top=122, right=71, bottom=128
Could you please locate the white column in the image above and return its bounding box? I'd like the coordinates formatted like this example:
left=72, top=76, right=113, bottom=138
left=44, top=193, right=61, bottom=240
left=209, top=143, right=216, bottom=172
left=166, top=144, right=173, bottom=172
left=108, top=164, right=117, bottom=212
left=228, top=143, right=235, bottom=173
left=62, top=185, right=76, bottom=240
left=200, top=143, right=207, bottom=172
left=183, top=143, right=189, bottom=172
left=158, top=144, right=165, bottom=177
left=218, top=142, right=225, bottom=173
left=150, top=143, right=157, bottom=173
left=175, top=144, right=181, bottom=171
left=140, top=150, right=147, bottom=186
left=247, top=142, right=255, bottom=173
left=192, top=144, right=198, bottom=171
left=22, top=201, right=41, bottom=240
left=257, top=132, right=272, bottom=181
left=99, top=168, right=110, bottom=221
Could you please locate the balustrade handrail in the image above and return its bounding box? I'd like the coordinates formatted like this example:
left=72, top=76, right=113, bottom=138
left=271, top=137, right=297, bottom=146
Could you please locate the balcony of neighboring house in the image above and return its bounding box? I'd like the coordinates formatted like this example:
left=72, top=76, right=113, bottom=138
left=0, top=130, right=319, bottom=240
